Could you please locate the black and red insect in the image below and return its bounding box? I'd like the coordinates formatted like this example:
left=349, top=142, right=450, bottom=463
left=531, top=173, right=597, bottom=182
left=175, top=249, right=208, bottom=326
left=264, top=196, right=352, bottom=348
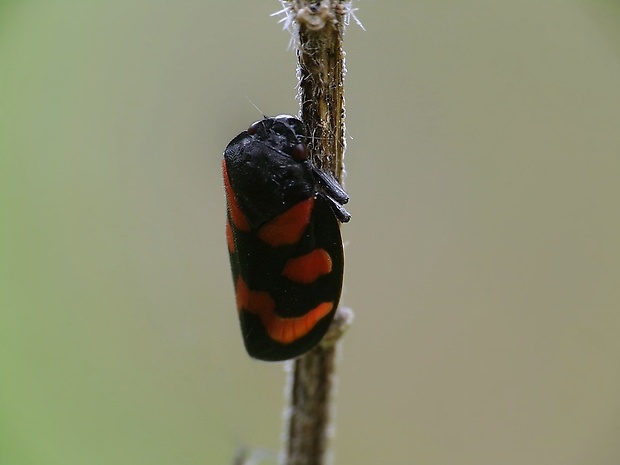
left=223, top=114, right=350, bottom=361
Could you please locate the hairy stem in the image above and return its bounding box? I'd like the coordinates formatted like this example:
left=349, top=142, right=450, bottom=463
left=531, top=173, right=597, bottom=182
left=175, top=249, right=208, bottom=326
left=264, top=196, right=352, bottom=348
left=279, top=2, right=353, bottom=464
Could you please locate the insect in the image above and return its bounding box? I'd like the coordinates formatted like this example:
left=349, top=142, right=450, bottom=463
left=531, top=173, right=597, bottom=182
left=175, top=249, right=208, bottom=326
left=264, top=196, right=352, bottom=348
left=223, top=114, right=350, bottom=361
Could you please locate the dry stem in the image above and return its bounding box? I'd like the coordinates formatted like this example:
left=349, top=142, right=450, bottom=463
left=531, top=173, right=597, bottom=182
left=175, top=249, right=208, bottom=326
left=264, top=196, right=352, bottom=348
left=278, top=2, right=354, bottom=464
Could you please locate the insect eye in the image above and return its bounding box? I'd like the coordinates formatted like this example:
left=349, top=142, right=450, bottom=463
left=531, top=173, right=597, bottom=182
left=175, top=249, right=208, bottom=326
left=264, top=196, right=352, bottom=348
left=291, top=143, right=308, bottom=162
left=247, top=121, right=261, bottom=135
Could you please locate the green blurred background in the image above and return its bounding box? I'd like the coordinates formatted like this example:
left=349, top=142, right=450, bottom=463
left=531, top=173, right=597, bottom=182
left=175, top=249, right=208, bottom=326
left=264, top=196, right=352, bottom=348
left=2, top=1, right=620, bottom=464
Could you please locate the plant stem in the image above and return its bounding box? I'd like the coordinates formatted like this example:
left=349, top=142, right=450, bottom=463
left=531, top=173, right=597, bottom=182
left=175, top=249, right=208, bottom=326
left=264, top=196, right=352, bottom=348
left=279, top=2, right=353, bottom=464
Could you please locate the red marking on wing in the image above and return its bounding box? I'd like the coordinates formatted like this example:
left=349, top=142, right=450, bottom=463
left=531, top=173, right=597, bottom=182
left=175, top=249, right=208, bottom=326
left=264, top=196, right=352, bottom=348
left=236, top=277, right=275, bottom=316
left=282, top=249, right=332, bottom=284
left=222, top=160, right=250, bottom=232
left=257, top=198, right=314, bottom=247
left=236, top=277, right=333, bottom=344
left=226, top=220, right=235, bottom=253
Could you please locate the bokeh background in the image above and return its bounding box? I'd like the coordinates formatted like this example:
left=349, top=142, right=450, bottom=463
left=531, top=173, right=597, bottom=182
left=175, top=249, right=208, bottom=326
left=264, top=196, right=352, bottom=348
left=2, top=1, right=620, bottom=464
